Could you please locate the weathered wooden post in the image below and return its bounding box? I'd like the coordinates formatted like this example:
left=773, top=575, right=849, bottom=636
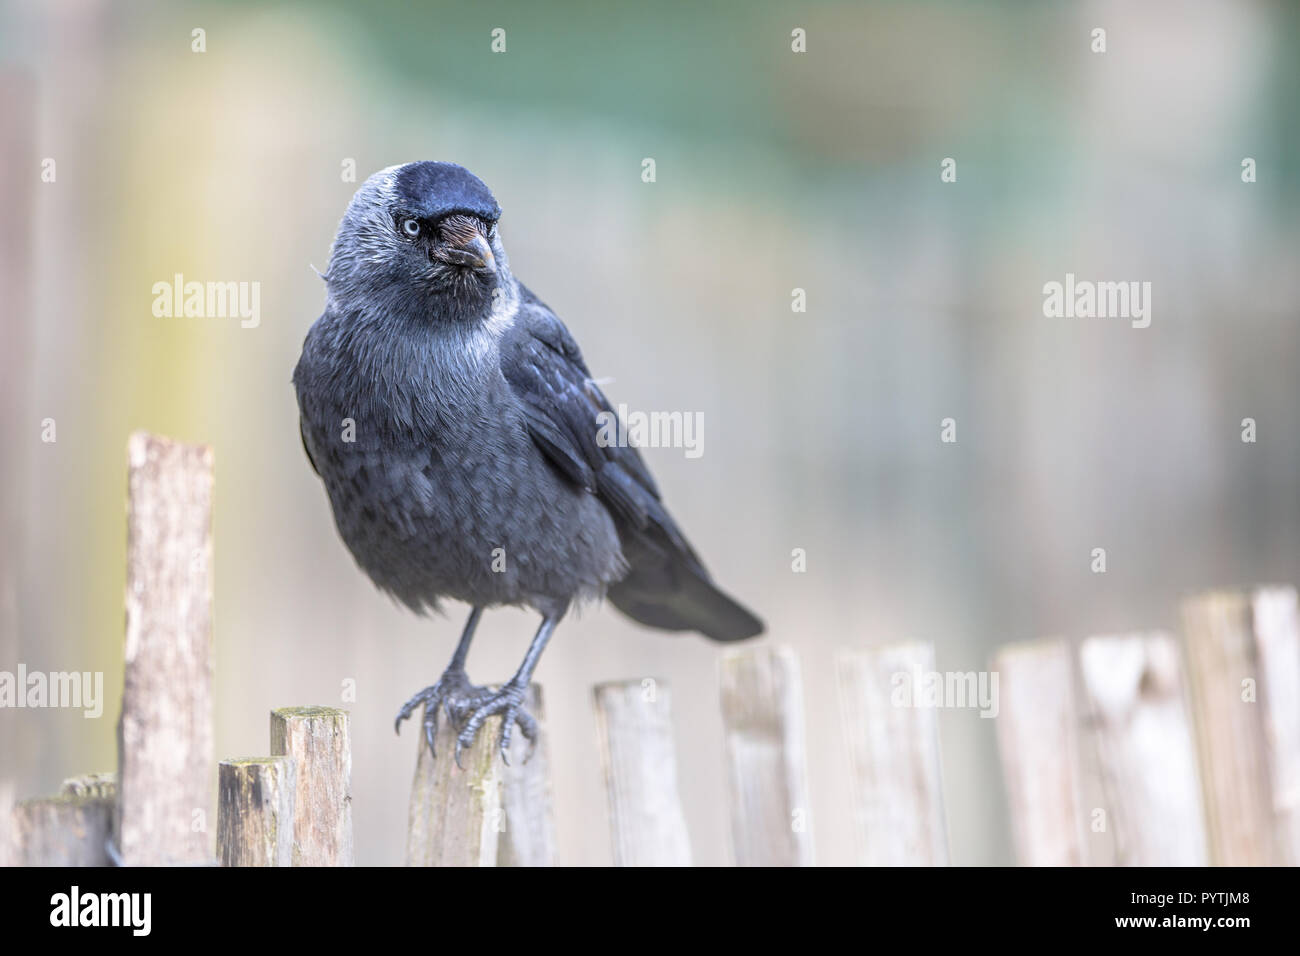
left=992, top=639, right=1086, bottom=866
left=1182, top=591, right=1277, bottom=865
left=407, top=711, right=504, bottom=867
left=1252, top=586, right=1300, bottom=865
left=270, top=706, right=352, bottom=866
left=718, top=645, right=813, bottom=866
left=406, top=685, right=556, bottom=867
left=0, top=780, right=12, bottom=868
left=116, top=432, right=214, bottom=865
left=0, top=782, right=13, bottom=867
left=836, top=644, right=949, bottom=865
left=497, top=686, right=558, bottom=867
left=13, top=774, right=116, bottom=866
left=217, top=757, right=296, bottom=867
left=1078, top=633, right=1208, bottom=865
left=593, top=679, right=692, bottom=866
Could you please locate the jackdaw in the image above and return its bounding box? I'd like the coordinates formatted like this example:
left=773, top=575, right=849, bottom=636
left=293, top=161, right=763, bottom=761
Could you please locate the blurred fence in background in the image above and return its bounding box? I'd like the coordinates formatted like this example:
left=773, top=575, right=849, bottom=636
left=6, top=434, right=1296, bottom=866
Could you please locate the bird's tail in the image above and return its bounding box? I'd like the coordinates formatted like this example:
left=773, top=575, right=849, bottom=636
left=607, top=543, right=764, bottom=642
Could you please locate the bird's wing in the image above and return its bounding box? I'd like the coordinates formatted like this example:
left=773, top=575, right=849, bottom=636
left=498, top=287, right=706, bottom=576
left=499, top=285, right=763, bottom=642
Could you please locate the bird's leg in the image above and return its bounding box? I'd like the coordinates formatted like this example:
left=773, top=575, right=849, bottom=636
left=394, top=606, right=492, bottom=758
left=455, top=610, right=563, bottom=765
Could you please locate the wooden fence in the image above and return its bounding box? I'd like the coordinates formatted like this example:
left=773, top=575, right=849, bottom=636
left=3, top=432, right=1298, bottom=866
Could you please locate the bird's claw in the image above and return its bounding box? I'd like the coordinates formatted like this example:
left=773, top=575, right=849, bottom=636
left=455, top=680, right=539, bottom=765
left=394, top=667, right=489, bottom=760
left=396, top=672, right=536, bottom=764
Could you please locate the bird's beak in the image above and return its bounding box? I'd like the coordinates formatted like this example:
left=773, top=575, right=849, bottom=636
left=449, top=234, right=496, bottom=274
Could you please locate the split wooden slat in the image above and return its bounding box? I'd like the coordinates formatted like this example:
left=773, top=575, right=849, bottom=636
left=1182, top=592, right=1277, bottom=865
left=993, top=639, right=1085, bottom=866
left=270, top=706, right=352, bottom=866
left=407, top=684, right=556, bottom=867
left=1249, top=587, right=1300, bottom=865
left=218, top=756, right=296, bottom=867
left=0, top=782, right=13, bottom=867
left=593, top=679, right=692, bottom=866
left=116, top=432, right=214, bottom=866
left=836, top=644, right=949, bottom=865
left=1079, top=633, right=1208, bottom=865
left=719, top=645, right=813, bottom=866
left=497, top=685, right=558, bottom=867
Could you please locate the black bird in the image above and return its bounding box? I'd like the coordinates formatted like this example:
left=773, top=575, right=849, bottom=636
left=293, top=161, right=763, bottom=762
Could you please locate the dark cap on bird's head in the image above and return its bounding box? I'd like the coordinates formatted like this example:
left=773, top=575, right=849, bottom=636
left=392, top=161, right=501, bottom=224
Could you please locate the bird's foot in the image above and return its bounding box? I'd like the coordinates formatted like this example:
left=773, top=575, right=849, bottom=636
left=394, top=667, right=495, bottom=761
left=455, top=679, right=538, bottom=767
left=395, top=671, right=537, bottom=766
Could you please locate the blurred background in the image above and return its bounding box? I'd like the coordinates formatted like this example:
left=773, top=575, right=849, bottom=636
left=1, top=0, right=1298, bottom=865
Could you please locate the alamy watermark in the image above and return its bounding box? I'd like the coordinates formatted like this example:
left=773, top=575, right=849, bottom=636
left=0, top=665, right=104, bottom=718
left=1042, top=272, right=1151, bottom=329
left=891, top=668, right=999, bottom=718
left=595, top=405, right=704, bottom=459
left=152, top=273, right=260, bottom=328
left=50, top=886, right=151, bottom=936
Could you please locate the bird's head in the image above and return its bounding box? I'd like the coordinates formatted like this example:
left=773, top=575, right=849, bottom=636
left=325, top=161, right=512, bottom=325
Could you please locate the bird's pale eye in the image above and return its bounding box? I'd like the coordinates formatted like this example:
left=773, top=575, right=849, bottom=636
left=401, top=218, right=421, bottom=238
